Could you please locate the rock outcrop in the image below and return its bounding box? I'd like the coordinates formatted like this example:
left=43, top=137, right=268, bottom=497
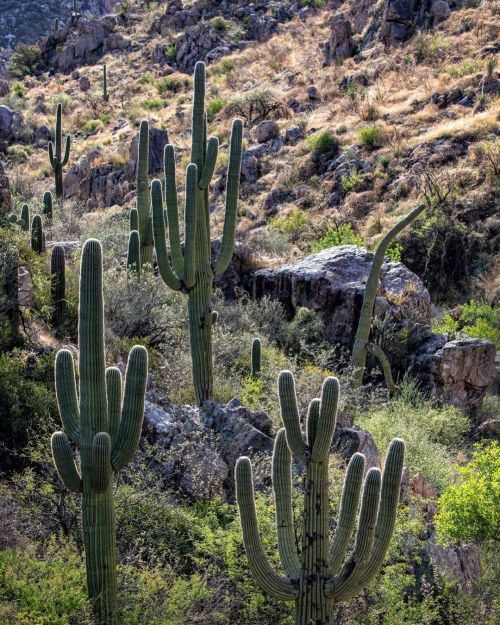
left=0, top=105, right=22, bottom=151
left=0, top=160, right=10, bottom=209
left=323, top=12, right=355, bottom=64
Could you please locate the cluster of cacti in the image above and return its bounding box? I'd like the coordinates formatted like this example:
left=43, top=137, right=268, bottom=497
left=51, top=239, right=148, bottom=624
left=350, top=203, right=426, bottom=389
left=20, top=203, right=30, bottom=231
left=31, top=214, right=45, bottom=254
left=43, top=191, right=53, bottom=219
left=129, top=120, right=152, bottom=266
left=48, top=103, right=71, bottom=199
left=152, top=61, right=243, bottom=404
left=102, top=64, right=109, bottom=102
left=51, top=245, right=66, bottom=331
left=251, top=337, right=261, bottom=378
left=236, top=370, right=405, bottom=625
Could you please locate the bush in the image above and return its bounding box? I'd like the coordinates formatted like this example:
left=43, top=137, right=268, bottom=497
left=11, top=81, right=26, bottom=97
left=8, top=43, right=40, bottom=77
left=312, top=223, right=364, bottom=252
left=83, top=119, right=102, bottom=134
left=358, top=124, right=384, bottom=149
left=209, top=16, right=231, bottom=32
left=226, top=86, right=287, bottom=124
left=270, top=208, right=309, bottom=240
left=435, top=443, right=500, bottom=544
left=156, top=76, right=188, bottom=96
left=340, top=167, right=362, bottom=193
left=434, top=301, right=500, bottom=347
left=306, top=130, right=338, bottom=155
left=206, top=98, right=225, bottom=122
left=143, top=98, right=165, bottom=110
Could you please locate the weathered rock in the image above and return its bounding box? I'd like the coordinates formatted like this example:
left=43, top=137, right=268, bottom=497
left=332, top=426, right=380, bottom=469
left=431, top=0, right=451, bottom=22
left=406, top=336, right=496, bottom=415
left=0, top=160, right=10, bottom=209
left=253, top=120, right=280, bottom=144
left=426, top=542, right=482, bottom=588
left=129, top=127, right=169, bottom=177
left=35, top=125, right=51, bottom=148
left=212, top=239, right=255, bottom=299
left=17, top=266, right=33, bottom=308
left=0, top=80, right=9, bottom=97
left=79, top=75, right=91, bottom=91
left=252, top=245, right=432, bottom=347
left=323, top=12, right=355, bottom=63
left=0, top=105, right=22, bottom=148
left=285, top=125, right=304, bottom=144
left=411, top=473, right=438, bottom=500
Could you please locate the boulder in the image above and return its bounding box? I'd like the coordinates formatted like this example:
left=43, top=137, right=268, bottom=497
left=323, top=13, right=355, bottom=64
left=129, top=127, right=169, bottom=177
left=332, top=426, right=380, bottom=468
left=252, top=245, right=432, bottom=347
left=0, top=105, right=22, bottom=148
left=253, top=120, right=280, bottom=143
left=426, top=542, right=482, bottom=588
left=0, top=160, right=10, bottom=209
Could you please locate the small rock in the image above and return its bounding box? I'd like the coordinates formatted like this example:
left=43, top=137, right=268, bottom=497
left=254, top=119, right=280, bottom=143
left=306, top=85, right=318, bottom=100
left=285, top=125, right=303, bottom=144
left=79, top=76, right=90, bottom=91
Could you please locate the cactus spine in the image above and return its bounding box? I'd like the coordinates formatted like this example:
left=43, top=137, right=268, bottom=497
left=236, top=370, right=405, bottom=625
left=127, top=230, right=141, bottom=274
left=152, top=61, right=243, bottom=404
left=51, top=245, right=66, bottom=330
left=251, top=337, right=261, bottom=378
left=31, top=214, right=45, bottom=254
left=51, top=239, right=148, bottom=624
left=350, top=204, right=425, bottom=388
left=102, top=64, right=109, bottom=102
left=43, top=191, right=53, bottom=219
left=48, top=103, right=71, bottom=199
left=20, top=203, right=30, bottom=231
left=132, top=120, right=153, bottom=265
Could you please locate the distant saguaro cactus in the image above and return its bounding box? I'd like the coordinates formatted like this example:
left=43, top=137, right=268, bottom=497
left=51, top=239, right=148, bottom=624
left=48, top=103, right=71, bottom=198
left=31, top=214, right=45, bottom=254
left=350, top=203, right=425, bottom=388
left=251, top=337, right=261, bottom=378
left=20, top=203, right=30, bottom=231
left=43, top=191, right=53, bottom=219
left=236, top=370, right=405, bottom=625
left=130, top=120, right=153, bottom=265
left=51, top=245, right=66, bottom=330
left=127, top=230, right=141, bottom=274
left=152, top=61, right=243, bottom=404
left=102, top=64, right=109, bottom=102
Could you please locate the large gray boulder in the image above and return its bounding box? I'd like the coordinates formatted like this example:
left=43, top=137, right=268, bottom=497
left=252, top=245, right=432, bottom=347
left=0, top=105, right=22, bottom=148
left=323, top=12, right=355, bottom=64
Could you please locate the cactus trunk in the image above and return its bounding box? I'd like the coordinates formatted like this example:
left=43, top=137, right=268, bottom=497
left=48, top=103, right=71, bottom=199
left=51, top=245, right=66, bottom=330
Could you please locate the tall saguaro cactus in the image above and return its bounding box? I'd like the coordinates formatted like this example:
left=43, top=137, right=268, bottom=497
left=20, top=203, right=30, bottom=231
left=152, top=61, right=243, bottom=404
left=102, top=64, right=109, bottom=102
left=50, top=239, right=148, bottom=624
left=43, top=191, right=53, bottom=219
left=51, top=245, right=66, bottom=330
left=350, top=204, right=426, bottom=388
left=31, top=214, right=45, bottom=254
left=131, top=120, right=153, bottom=265
left=48, top=103, right=71, bottom=199
left=236, top=370, right=405, bottom=625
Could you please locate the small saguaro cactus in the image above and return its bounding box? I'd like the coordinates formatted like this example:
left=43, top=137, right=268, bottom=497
left=236, top=370, right=405, bottom=625
left=51, top=239, right=148, bottom=624
left=31, top=214, right=45, bottom=254
left=152, top=61, right=243, bottom=404
left=51, top=245, right=66, bottom=330
left=350, top=203, right=426, bottom=389
left=48, top=103, right=71, bottom=199
left=127, top=230, right=141, bottom=274
left=20, top=203, right=30, bottom=231
left=102, top=64, right=109, bottom=102
left=43, top=191, right=53, bottom=219
left=54, top=17, right=60, bottom=31
left=131, top=120, right=152, bottom=265
left=251, top=337, right=261, bottom=378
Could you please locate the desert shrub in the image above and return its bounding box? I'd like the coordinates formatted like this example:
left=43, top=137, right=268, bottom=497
left=357, top=378, right=469, bottom=492
left=341, top=167, right=363, bottom=193
left=143, top=98, right=165, bottom=110
left=312, top=223, right=364, bottom=252
left=306, top=130, right=339, bottom=155
left=209, top=16, right=231, bottom=31
left=413, top=33, right=451, bottom=64
left=8, top=43, right=40, bottom=77
left=270, top=208, right=309, bottom=239
left=434, top=301, right=500, bottom=347
left=226, top=86, right=287, bottom=124
left=206, top=98, right=225, bottom=121
left=6, top=144, right=32, bottom=162
left=358, top=124, right=384, bottom=149
left=83, top=119, right=102, bottom=134
left=51, top=93, right=75, bottom=111
left=156, top=76, right=188, bottom=96
left=435, top=443, right=500, bottom=545
left=11, top=81, right=26, bottom=97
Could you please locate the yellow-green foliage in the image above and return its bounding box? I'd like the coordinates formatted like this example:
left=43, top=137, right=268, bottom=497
left=434, top=301, right=500, bottom=347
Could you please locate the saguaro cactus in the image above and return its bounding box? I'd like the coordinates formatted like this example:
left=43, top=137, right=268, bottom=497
left=50, top=239, right=148, bottom=624
left=20, top=203, right=30, bottom=231
left=31, top=214, right=45, bottom=254
left=350, top=204, right=425, bottom=388
left=236, top=370, right=405, bottom=625
left=127, top=230, right=141, bottom=274
left=102, top=64, right=109, bottom=102
left=43, top=191, right=53, bottom=219
left=48, top=103, right=71, bottom=199
left=131, top=120, right=152, bottom=265
left=152, top=61, right=243, bottom=404
left=251, top=337, right=261, bottom=378
left=51, top=245, right=66, bottom=330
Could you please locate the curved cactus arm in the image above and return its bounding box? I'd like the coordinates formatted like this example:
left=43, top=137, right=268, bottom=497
left=326, top=468, right=381, bottom=600
left=91, top=432, right=112, bottom=493
left=366, top=342, right=396, bottom=394
left=55, top=349, right=80, bottom=443
left=236, top=457, right=298, bottom=600
left=310, top=376, right=339, bottom=462
left=273, top=429, right=301, bottom=580
left=183, top=163, right=198, bottom=290
left=129, top=207, right=138, bottom=232
left=62, top=135, right=71, bottom=167
left=106, top=367, right=122, bottom=441
left=212, top=118, right=243, bottom=277
left=306, top=397, right=320, bottom=446
left=191, top=62, right=206, bottom=169
left=48, top=141, right=56, bottom=167
left=351, top=204, right=425, bottom=386
left=328, top=453, right=365, bottom=574
left=163, top=144, right=184, bottom=278
left=151, top=179, right=183, bottom=291
left=278, top=370, right=308, bottom=463
left=354, top=438, right=405, bottom=589
left=111, top=345, right=148, bottom=471
left=51, top=431, right=82, bottom=493
left=199, top=136, right=219, bottom=189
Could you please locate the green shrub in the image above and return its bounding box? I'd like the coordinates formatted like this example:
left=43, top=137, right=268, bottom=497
left=209, top=16, right=231, bottom=31
left=385, top=243, right=403, bottom=262
left=435, top=443, right=500, bottom=544
left=51, top=93, right=74, bottom=111
left=312, top=223, right=364, bottom=252
left=340, top=167, right=362, bottom=192
left=206, top=98, right=225, bottom=122
left=157, top=76, right=187, bottom=96
left=270, top=208, right=309, bottom=239
left=358, top=124, right=383, bottom=149
left=143, top=98, right=165, bottom=110
left=434, top=301, right=500, bottom=347
left=138, top=72, right=155, bottom=85
left=226, top=86, right=286, bottom=124
left=306, top=130, right=338, bottom=155
left=357, top=378, right=469, bottom=492
left=8, top=43, right=40, bottom=77
left=7, top=144, right=32, bottom=162
left=83, top=119, right=102, bottom=134
left=11, top=81, right=26, bottom=97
